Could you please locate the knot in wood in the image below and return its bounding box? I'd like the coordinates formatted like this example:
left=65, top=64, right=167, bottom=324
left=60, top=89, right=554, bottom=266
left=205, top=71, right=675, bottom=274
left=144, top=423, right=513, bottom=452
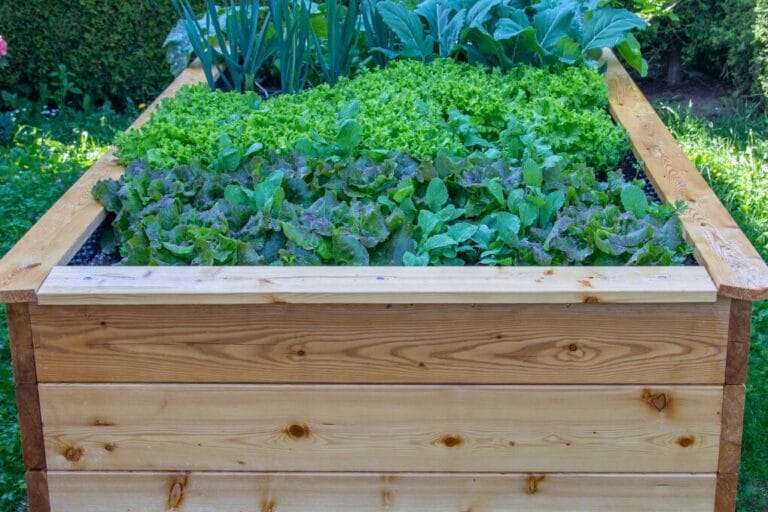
left=63, top=446, right=84, bottom=462
left=284, top=423, right=310, bottom=440
left=526, top=475, right=545, bottom=495
left=168, top=482, right=184, bottom=509
left=439, top=434, right=464, bottom=448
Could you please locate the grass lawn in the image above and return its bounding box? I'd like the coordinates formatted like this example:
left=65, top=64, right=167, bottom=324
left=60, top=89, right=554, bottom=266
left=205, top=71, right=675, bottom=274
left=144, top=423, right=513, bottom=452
left=658, top=102, right=768, bottom=511
left=0, top=96, right=766, bottom=511
left=0, top=105, right=131, bottom=511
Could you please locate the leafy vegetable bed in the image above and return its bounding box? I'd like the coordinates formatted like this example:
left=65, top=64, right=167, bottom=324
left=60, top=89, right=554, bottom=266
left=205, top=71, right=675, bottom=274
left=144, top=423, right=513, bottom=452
left=93, top=58, right=690, bottom=267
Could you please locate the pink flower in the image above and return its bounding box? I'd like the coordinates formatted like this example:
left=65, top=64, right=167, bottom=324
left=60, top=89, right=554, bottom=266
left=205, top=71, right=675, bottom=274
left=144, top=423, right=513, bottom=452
left=0, top=36, right=7, bottom=58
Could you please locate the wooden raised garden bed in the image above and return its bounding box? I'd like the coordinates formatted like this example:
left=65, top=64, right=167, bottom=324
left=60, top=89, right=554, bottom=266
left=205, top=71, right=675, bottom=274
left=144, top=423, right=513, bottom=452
left=3, top=52, right=768, bottom=512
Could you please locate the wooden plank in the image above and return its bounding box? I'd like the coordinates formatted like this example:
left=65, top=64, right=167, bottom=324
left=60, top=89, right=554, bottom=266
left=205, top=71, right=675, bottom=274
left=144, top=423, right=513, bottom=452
left=0, top=64, right=208, bottom=303
left=37, top=265, right=717, bottom=305
left=7, top=304, right=47, bottom=470
left=45, top=471, right=717, bottom=512
left=39, top=384, right=722, bottom=472
left=714, top=472, right=738, bottom=512
left=7, top=303, right=36, bottom=384
left=726, top=300, right=752, bottom=384
left=717, top=385, right=745, bottom=475
left=26, top=470, right=50, bottom=512
left=714, top=384, right=745, bottom=511
left=16, top=384, right=46, bottom=471
left=603, top=49, right=768, bottom=301
left=30, top=301, right=730, bottom=384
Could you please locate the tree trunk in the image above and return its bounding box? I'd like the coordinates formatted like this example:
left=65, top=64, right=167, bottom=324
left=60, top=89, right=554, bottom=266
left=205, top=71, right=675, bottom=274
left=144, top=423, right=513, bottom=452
left=667, top=45, right=682, bottom=87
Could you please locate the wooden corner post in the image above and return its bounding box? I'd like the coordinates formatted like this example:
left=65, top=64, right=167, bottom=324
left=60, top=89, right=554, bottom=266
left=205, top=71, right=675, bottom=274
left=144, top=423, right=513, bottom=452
left=7, top=303, right=50, bottom=512
left=715, top=299, right=752, bottom=511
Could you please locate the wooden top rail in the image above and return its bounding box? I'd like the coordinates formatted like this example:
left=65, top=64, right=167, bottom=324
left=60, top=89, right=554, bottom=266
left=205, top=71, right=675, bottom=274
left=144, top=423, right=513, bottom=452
left=603, top=50, right=768, bottom=301
left=36, top=266, right=716, bottom=305
left=0, top=64, right=209, bottom=303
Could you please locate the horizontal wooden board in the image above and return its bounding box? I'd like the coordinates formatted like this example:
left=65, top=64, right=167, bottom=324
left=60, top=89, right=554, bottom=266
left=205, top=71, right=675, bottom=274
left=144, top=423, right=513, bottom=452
left=0, top=64, right=209, bottom=303
left=40, top=384, right=722, bottom=472
left=46, top=471, right=717, bottom=512
left=37, top=266, right=717, bottom=305
left=30, top=301, right=730, bottom=384
left=603, top=50, right=768, bottom=301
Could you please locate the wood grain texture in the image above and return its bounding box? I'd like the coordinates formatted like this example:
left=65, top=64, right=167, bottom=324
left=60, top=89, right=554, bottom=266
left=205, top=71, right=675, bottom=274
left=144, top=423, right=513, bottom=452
left=718, top=385, right=745, bottom=474
left=603, top=49, right=768, bottom=301
left=36, top=266, right=717, bottom=305
left=45, top=472, right=717, bottom=512
left=726, top=300, right=752, bottom=384
left=39, top=384, right=722, bottom=472
left=715, top=472, right=738, bottom=512
left=30, top=301, right=730, bottom=384
left=26, top=471, right=50, bottom=512
left=7, top=303, right=36, bottom=384
left=0, top=64, right=208, bottom=303
left=16, top=384, right=46, bottom=471
left=7, top=304, right=47, bottom=470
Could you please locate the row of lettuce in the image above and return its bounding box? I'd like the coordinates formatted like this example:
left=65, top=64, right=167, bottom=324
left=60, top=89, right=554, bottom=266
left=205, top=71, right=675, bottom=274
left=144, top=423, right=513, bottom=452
left=95, top=55, right=691, bottom=266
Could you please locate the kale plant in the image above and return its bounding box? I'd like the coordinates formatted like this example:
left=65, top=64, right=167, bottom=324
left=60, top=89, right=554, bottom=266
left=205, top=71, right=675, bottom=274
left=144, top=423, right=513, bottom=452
left=376, top=0, right=648, bottom=74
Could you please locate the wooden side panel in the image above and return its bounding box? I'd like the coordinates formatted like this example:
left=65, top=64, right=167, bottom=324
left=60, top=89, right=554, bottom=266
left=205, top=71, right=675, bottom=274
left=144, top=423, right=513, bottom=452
left=37, top=266, right=717, bottom=305
left=726, top=300, right=752, bottom=384
left=39, top=384, right=722, bottom=472
left=26, top=470, right=51, bottom=512
left=714, top=472, right=739, bottom=512
left=0, top=64, right=208, bottom=303
left=603, top=49, right=768, bottom=301
left=7, top=304, right=46, bottom=471
left=46, top=472, right=717, bottom=512
left=7, top=303, right=36, bottom=384
left=718, top=385, right=746, bottom=474
left=715, top=384, right=746, bottom=512
left=30, top=301, right=730, bottom=384
left=714, top=299, right=752, bottom=511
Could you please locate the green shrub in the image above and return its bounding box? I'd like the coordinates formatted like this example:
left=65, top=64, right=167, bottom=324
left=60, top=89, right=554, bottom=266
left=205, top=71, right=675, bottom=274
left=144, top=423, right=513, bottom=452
left=0, top=0, right=203, bottom=106
left=117, top=59, right=627, bottom=171
left=757, top=0, right=768, bottom=101
left=632, top=0, right=768, bottom=102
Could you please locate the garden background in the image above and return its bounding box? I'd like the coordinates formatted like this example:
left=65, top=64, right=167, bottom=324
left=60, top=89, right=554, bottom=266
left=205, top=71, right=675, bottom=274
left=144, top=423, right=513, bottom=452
left=0, top=0, right=767, bottom=510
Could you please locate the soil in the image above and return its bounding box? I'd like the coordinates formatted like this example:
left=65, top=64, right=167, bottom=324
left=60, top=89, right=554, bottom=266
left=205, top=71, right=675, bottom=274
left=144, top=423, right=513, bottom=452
left=637, top=75, right=736, bottom=119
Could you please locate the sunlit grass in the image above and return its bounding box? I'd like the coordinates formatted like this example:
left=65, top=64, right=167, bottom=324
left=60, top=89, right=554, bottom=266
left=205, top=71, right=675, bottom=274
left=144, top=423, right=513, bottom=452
left=659, top=102, right=768, bottom=512
left=0, top=107, right=130, bottom=511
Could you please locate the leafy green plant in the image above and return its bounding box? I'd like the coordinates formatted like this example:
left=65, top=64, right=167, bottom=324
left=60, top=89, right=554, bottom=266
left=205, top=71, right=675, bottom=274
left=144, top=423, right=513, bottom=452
left=117, top=59, right=626, bottom=171
left=172, top=0, right=274, bottom=94
left=93, top=141, right=689, bottom=266
left=361, top=0, right=397, bottom=66
left=376, top=0, right=649, bottom=74
left=0, top=113, right=14, bottom=146
left=269, top=0, right=312, bottom=93
left=313, top=0, right=360, bottom=85
left=377, top=1, right=436, bottom=61
left=48, top=64, right=82, bottom=107
left=415, top=0, right=466, bottom=58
